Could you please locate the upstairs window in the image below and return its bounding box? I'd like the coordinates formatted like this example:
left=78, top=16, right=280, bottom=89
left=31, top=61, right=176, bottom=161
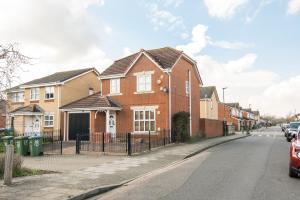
left=45, top=87, right=54, bottom=100
left=30, top=88, right=40, bottom=100
left=137, top=74, right=151, bottom=92
left=11, top=92, right=24, bottom=103
left=110, top=79, right=120, bottom=94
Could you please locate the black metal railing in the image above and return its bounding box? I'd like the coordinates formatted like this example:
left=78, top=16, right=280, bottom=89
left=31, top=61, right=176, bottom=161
left=77, top=129, right=172, bottom=155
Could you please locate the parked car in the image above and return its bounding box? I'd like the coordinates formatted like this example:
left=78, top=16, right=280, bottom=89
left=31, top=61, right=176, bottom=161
left=286, top=122, right=300, bottom=142
left=289, top=133, right=300, bottom=177
left=284, top=124, right=291, bottom=137
left=282, top=123, right=289, bottom=132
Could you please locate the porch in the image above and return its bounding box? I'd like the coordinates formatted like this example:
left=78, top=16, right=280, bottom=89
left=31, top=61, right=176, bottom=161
left=9, top=104, right=44, bottom=135
left=60, top=93, right=122, bottom=141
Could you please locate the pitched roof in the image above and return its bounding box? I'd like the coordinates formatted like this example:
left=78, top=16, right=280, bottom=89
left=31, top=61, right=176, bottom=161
left=60, top=92, right=122, bottom=110
left=101, top=47, right=183, bottom=76
left=10, top=104, right=44, bottom=113
left=225, top=103, right=240, bottom=108
left=200, top=86, right=219, bottom=101
left=22, top=68, right=97, bottom=86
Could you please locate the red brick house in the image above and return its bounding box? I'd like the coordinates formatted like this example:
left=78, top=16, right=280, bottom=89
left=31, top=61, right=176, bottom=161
left=61, top=47, right=202, bottom=140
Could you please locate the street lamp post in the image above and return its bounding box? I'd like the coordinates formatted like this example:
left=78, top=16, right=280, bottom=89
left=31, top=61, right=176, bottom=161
left=222, top=87, right=227, bottom=136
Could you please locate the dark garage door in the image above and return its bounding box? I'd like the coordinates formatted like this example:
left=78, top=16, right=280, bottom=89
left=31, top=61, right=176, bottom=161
left=69, top=113, right=90, bottom=140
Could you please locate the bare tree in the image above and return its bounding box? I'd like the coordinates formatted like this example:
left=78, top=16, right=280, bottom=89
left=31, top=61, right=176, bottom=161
left=0, top=44, right=30, bottom=99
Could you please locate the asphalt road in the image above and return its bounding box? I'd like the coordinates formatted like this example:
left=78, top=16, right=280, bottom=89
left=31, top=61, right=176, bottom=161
left=96, top=127, right=300, bottom=200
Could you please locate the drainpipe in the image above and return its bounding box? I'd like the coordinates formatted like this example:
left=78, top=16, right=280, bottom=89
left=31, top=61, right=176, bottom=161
left=188, top=70, right=192, bottom=137
left=167, top=71, right=172, bottom=139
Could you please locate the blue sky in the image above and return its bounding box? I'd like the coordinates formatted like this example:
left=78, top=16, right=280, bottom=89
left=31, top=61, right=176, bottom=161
left=0, top=0, right=300, bottom=117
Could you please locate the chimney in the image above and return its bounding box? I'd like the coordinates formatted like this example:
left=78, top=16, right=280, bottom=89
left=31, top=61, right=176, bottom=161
left=89, top=87, right=94, bottom=95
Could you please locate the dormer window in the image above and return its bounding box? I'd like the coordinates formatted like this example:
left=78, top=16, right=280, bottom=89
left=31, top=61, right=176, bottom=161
left=110, top=78, right=120, bottom=94
left=45, top=87, right=54, bottom=100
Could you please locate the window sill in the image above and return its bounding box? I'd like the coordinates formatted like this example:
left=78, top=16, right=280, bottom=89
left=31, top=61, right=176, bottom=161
left=44, top=125, right=54, bottom=128
left=30, top=100, right=39, bottom=103
left=44, top=99, right=55, bottom=102
left=132, top=131, right=158, bottom=135
left=108, top=93, right=123, bottom=96
left=134, top=91, right=155, bottom=94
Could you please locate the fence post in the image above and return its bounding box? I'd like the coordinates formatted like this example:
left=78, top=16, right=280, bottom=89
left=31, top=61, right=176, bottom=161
left=163, top=129, right=166, bottom=146
left=102, top=132, right=105, bottom=152
left=148, top=130, right=151, bottom=151
left=76, top=134, right=80, bottom=154
left=60, top=130, right=63, bottom=155
left=4, top=145, right=14, bottom=185
left=127, top=132, right=131, bottom=156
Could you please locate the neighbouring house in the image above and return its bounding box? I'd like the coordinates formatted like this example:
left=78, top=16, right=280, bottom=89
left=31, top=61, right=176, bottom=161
left=6, top=68, right=101, bottom=136
left=242, top=108, right=255, bottom=129
left=225, top=103, right=243, bottom=131
left=61, top=47, right=202, bottom=141
left=200, top=86, right=219, bottom=120
left=0, top=100, right=7, bottom=128
left=253, top=111, right=260, bottom=125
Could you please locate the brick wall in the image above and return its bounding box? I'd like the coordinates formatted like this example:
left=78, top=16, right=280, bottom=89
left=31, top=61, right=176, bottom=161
left=0, top=116, right=5, bottom=128
left=199, top=118, right=224, bottom=138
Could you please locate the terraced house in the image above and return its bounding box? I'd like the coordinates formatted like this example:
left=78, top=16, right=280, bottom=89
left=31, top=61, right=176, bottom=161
left=6, top=68, right=101, bottom=136
left=61, top=47, right=202, bottom=140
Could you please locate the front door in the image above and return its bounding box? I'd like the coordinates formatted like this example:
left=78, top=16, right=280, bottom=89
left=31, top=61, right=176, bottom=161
left=108, top=112, right=116, bottom=137
left=25, top=116, right=41, bottom=135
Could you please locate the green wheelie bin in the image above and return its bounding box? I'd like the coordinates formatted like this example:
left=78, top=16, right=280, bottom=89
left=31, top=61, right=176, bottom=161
left=29, top=136, right=43, bottom=156
left=2, top=136, right=14, bottom=146
left=15, top=136, right=29, bottom=156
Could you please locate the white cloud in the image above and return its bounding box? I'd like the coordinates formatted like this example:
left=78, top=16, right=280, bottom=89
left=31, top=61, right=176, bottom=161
left=245, top=0, right=273, bottom=23
left=147, top=4, right=185, bottom=31
left=209, top=40, right=254, bottom=50
left=176, top=24, right=208, bottom=55
left=177, top=23, right=284, bottom=116
left=249, top=76, right=300, bottom=117
left=176, top=24, right=252, bottom=55
left=288, top=0, right=300, bottom=15
left=123, top=47, right=132, bottom=57
left=203, top=0, right=249, bottom=19
left=0, top=0, right=112, bottom=84
left=158, top=0, right=183, bottom=7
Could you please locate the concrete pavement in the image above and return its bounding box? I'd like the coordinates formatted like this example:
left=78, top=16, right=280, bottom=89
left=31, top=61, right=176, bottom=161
left=0, top=133, right=247, bottom=200
left=97, top=126, right=300, bottom=200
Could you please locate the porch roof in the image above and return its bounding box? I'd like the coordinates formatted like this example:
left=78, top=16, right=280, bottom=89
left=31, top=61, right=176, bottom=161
left=10, top=104, right=44, bottom=115
left=60, top=92, right=122, bottom=111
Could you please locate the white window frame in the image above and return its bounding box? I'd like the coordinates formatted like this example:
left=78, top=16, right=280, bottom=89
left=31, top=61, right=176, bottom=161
left=110, top=78, right=120, bottom=94
left=11, top=92, right=24, bottom=103
left=44, top=114, right=54, bottom=127
left=185, top=80, right=189, bottom=96
left=133, top=108, right=156, bottom=133
left=136, top=73, right=152, bottom=92
left=30, top=88, right=40, bottom=101
left=45, top=86, right=55, bottom=100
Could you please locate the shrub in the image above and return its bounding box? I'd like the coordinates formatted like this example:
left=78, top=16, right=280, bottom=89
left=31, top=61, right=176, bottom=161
left=172, top=111, right=190, bottom=142
left=0, top=153, right=23, bottom=178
